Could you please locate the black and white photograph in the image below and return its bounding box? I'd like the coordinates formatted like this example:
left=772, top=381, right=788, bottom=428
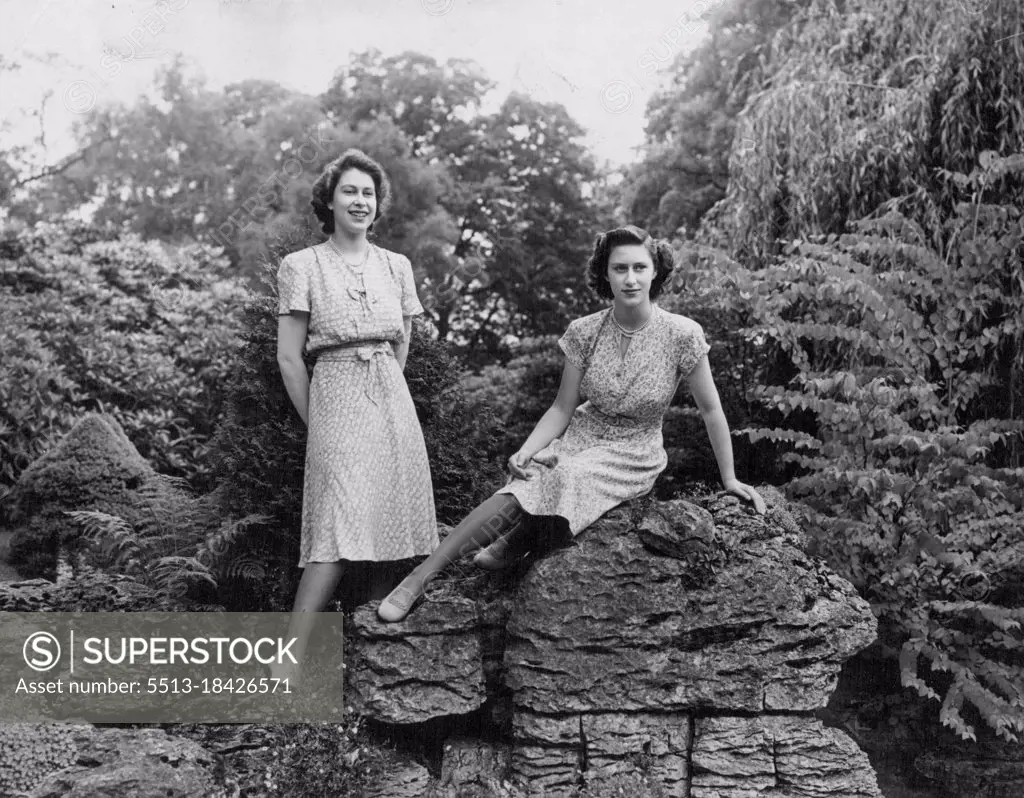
left=1, top=0, right=1022, bottom=795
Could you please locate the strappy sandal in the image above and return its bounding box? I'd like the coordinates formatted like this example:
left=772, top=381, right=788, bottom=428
left=377, top=583, right=423, bottom=623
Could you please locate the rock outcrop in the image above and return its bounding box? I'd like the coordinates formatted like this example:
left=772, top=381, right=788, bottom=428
left=363, top=758, right=433, bottom=798
left=689, top=716, right=881, bottom=797
left=506, top=495, right=871, bottom=716
left=3, top=413, right=886, bottom=796
left=348, top=488, right=883, bottom=797
left=14, top=727, right=219, bottom=798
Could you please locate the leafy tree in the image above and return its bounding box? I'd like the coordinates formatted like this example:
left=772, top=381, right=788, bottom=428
left=624, top=0, right=805, bottom=236
left=320, top=49, right=493, bottom=160
left=11, top=50, right=608, bottom=356
left=322, top=52, right=607, bottom=353
left=0, top=53, right=115, bottom=213
left=703, top=0, right=1024, bottom=260
left=439, top=92, right=605, bottom=356
left=8, top=57, right=459, bottom=300
left=23, top=58, right=324, bottom=258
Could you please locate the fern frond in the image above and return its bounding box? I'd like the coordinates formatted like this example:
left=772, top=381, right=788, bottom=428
left=221, top=555, right=269, bottom=584
left=63, top=510, right=149, bottom=579
left=193, top=514, right=273, bottom=572
left=149, top=555, right=218, bottom=593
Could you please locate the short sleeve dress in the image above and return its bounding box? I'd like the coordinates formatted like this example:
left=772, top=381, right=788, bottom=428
left=277, top=242, right=439, bottom=566
left=496, top=304, right=710, bottom=534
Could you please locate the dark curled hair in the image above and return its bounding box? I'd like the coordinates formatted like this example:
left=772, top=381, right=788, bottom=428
left=585, top=224, right=676, bottom=300
left=310, top=149, right=392, bottom=234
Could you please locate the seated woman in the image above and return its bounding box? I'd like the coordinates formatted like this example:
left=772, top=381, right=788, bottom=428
left=378, top=224, right=765, bottom=623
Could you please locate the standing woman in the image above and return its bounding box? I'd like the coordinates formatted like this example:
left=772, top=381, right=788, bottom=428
left=277, top=149, right=438, bottom=668
left=379, top=224, right=765, bottom=623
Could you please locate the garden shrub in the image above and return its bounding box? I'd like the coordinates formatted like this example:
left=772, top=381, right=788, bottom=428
left=461, top=336, right=564, bottom=463
left=0, top=218, right=247, bottom=505
left=4, top=411, right=274, bottom=606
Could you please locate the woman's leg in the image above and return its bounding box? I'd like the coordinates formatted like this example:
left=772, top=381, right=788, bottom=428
left=477, top=515, right=572, bottom=569
left=378, top=494, right=525, bottom=621
left=473, top=519, right=533, bottom=568
left=272, top=561, right=346, bottom=680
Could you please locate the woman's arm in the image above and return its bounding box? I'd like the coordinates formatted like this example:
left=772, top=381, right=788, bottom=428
left=509, top=359, right=584, bottom=479
left=277, top=312, right=311, bottom=427
left=394, top=316, right=413, bottom=371
left=686, top=355, right=766, bottom=513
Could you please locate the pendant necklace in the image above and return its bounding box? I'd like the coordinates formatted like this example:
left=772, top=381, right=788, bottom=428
left=327, top=237, right=370, bottom=274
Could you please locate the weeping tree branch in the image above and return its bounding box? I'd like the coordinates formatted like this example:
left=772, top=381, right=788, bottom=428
left=10, top=125, right=113, bottom=189
left=13, top=148, right=90, bottom=189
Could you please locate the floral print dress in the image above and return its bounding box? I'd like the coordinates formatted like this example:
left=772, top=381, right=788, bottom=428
left=496, top=305, right=710, bottom=535
left=277, top=242, right=439, bottom=566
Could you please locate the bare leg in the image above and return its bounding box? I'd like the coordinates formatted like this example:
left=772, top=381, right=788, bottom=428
left=273, top=561, right=346, bottom=682
left=378, top=494, right=524, bottom=622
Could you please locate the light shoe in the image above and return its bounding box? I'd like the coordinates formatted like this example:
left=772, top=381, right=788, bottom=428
left=377, top=583, right=423, bottom=623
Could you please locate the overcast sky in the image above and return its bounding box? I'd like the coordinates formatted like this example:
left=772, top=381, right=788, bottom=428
left=1, top=0, right=714, bottom=170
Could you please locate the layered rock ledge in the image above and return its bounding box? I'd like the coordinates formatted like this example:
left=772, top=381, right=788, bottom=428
left=348, top=595, right=487, bottom=725
left=349, top=489, right=883, bottom=797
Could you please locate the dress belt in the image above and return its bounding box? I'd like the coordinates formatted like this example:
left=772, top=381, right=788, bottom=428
left=583, top=403, right=659, bottom=432
left=315, top=341, right=395, bottom=406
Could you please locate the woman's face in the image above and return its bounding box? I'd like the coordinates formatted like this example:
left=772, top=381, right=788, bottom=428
left=606, top=243, right=654, bottom=306
left=331, top=168, right=377, bottom=235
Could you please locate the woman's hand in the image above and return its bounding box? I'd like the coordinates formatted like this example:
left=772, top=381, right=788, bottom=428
left=723, top=478, right=767, bottom=515
left=531, top=449, right=559, bottom=468
left=508, top=450, right=534, bottom=480
left=508, top=447, right=560, bottom=480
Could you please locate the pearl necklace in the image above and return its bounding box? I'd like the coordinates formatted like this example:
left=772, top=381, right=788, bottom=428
left=611, top=308, right=653, bottom=338
left=327, top=238, right=369, bottom=273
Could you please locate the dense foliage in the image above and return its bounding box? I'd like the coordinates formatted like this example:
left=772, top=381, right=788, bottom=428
left=0, top=219, right=246, bottom=501
left=624, top=0, right=806, bottom=236
left=687, top=183, right=1024, bottom=741
left=660, top=0, right=1024, bottom=742
left=705, top=0, right=1024, bottom=259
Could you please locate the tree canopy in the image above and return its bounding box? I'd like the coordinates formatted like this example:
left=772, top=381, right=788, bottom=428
left=3, top=51, right=608, bottom=357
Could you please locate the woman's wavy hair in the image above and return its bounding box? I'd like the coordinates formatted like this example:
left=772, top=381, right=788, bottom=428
left=310, top=149, right=392, bottom=235
left=585, top=224, right=676, bottom=300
